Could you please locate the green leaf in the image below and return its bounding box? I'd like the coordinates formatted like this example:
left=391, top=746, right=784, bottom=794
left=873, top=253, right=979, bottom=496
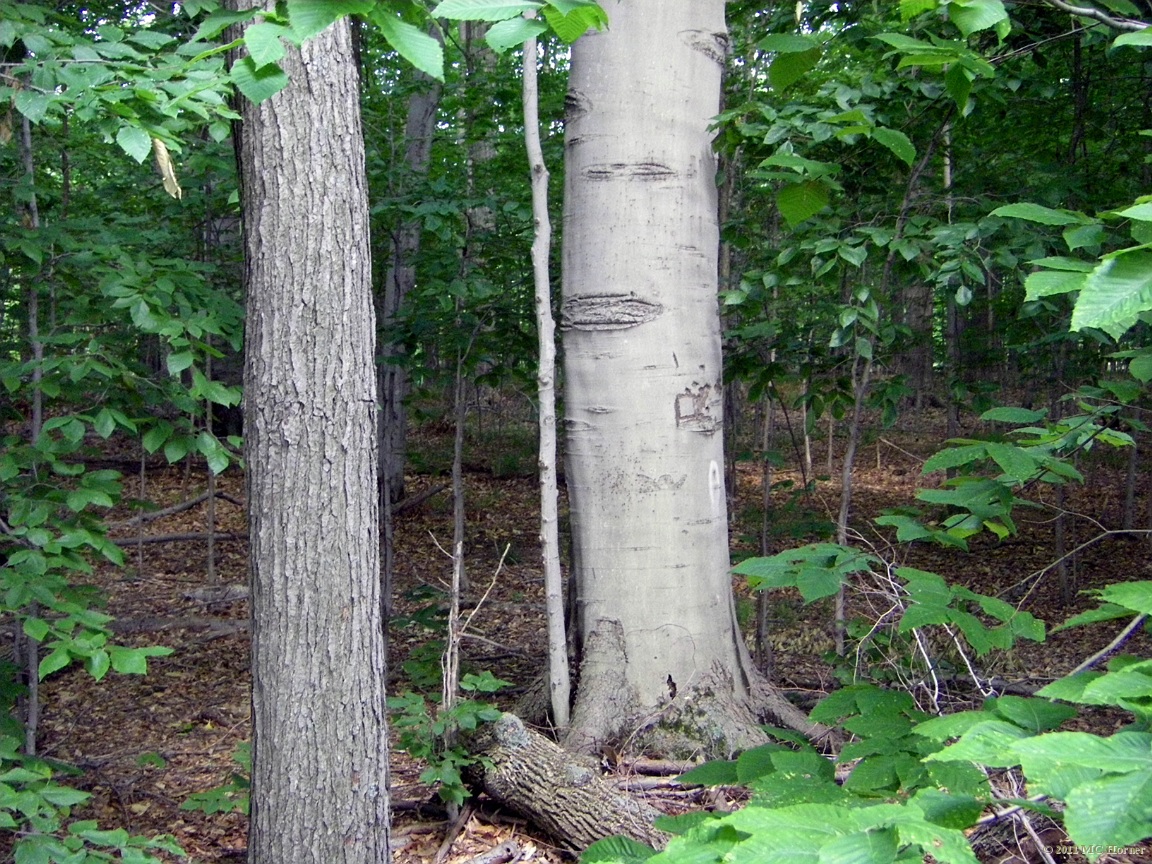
left=1025, top=269, right=1088, bottom=300
left=991, top=696, right=1077, bottom=733
left=675, top=759, right=739, bottom=786
left=926, top=720, right=1030, bottom=767
left=911, top=788, right=984, bottom=830
left=432, top=0, right=542, bottom=21
left=87, top=649, right=111, bottom=681
left=1113, top=29, right=1152, bottom=48
left=991, top=202, right=1087, bottom=226
left=287, top=0, right=373, bottom=42
left=984, top=442, right=1038, bottom=482
left=776, top=181, right=828, bottom=227
left=1064, top=223, right=1105, bottom=251
left=1066, top=770, right=1152, bottom=851
left=1099, top=581, right=1152, bottom=615
left=39, top=647, right=73, bottom=679
left=871, top=127, right=915, bottom=165
left=769, top=46, right=821, bottom=92
left=758, top=34, right=820, bottom=53
left=901, top=0, right=936, bottom=20
left=947, top=0, right=1008, bottom=37
left=166, top=351, right=195, bottom=376
left=94, top=407, right=116, bottom=439
left=116, top=126, right=152, bottom=163
left=582, top=835, right=656, bottom=864
left=922, top=443, right=987, bottom=473
left=980, top=406, right=1047, bottom=423
left=1071, top=248, right=1152, bottom=340
left=230, top=56, right=290, bottom=104
left=486, top=16, right=547, bottom=52
left=817, top=825, right=898, bottom=863
left=39, top=785, right=91, bottom=807
left=1129, top=352, right=1152, bottom=383
left=14, top=90, right=50, bottom=124
left=736, top=744, right=784, bottom=783
left=371, top=12, right=444, bottom=78
left=243, top=21, right=289, bottom=68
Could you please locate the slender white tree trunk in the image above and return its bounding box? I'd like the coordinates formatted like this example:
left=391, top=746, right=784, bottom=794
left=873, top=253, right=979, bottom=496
left=523, top=26, right=570, bottom=730
left=561, top=0, right=758, bottom=755
left=233, top=13, right=390, bottom=862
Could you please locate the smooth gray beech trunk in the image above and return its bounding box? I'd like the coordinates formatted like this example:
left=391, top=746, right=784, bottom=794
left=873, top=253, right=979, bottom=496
left=234, top=13, right=390, bottom=863
left=561, top=0, right=758, bottom=754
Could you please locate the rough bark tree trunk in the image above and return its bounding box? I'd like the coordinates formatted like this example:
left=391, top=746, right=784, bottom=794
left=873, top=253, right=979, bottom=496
left=466, top=713, right=665, bottom=850
left=232, top=11, right=390, bottom=863
left=560, top=0, right=787, bottom=757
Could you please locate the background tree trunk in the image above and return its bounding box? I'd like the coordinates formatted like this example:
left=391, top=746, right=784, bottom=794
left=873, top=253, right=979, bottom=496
left=561, top=0, right=762, bottom=757
left=233, top=12, right=390, bottom=863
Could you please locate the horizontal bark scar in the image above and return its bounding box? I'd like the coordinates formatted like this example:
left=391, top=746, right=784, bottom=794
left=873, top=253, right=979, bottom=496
left=675, top=383, right=718, bottom=433
left=636, top=473, right=687, bottom=493
left=582, top=162, right=675, bottom=181
left=681, top=30, right=729, bottom=65
left=561, top=294, right=664, bottom=331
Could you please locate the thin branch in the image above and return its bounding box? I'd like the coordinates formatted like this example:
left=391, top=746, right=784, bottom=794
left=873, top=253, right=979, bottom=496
left=1069, top=612, right=1148, bottom=676
left=1038, top=0, right=1149, bottom=31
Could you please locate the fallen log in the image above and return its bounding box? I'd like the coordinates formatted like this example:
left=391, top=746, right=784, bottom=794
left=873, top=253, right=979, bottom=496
left=464, top=713, right=666, bottom=851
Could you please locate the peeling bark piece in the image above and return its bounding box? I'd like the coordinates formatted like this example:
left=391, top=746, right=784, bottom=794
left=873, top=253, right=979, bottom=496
left=561, top=294, right=663, bottom=331
left=466, top=713, right=666, bottom=851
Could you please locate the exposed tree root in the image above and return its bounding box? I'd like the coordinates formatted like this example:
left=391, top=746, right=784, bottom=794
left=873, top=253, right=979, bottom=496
left=464, top=713, right=666, bottom=851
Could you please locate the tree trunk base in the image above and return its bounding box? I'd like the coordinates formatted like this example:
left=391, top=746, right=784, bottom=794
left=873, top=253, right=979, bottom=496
left=464, top=713, right=666, bottom=851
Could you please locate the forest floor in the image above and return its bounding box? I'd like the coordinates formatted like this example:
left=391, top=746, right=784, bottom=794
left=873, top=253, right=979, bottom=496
left=27, top=405, right=1152, bottom=864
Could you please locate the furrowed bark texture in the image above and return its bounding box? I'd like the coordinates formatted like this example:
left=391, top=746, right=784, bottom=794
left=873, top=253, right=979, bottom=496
left=236, top=14, right=390, bottom=864
left=467, top=713, right=665, bottom=850
left=562, top=0, right=760, bottom=756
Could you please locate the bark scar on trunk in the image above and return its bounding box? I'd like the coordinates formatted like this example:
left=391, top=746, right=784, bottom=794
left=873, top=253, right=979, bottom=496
left=561, top=293, right=663, bottom=331
left=679, top=30, right=729, bottom=64
left=675, top=384, right=718, bottom=433
left=582, top=162, right=676, bottom=181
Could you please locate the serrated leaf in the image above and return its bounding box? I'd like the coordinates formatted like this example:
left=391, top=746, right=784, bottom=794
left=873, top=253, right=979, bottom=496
left=432, top=0, right=542, bottom=21
left=675, top=759, right=739, bottom=786
left=166, top=351, right=195, bottom=376
left=1099, top=581, right=1152, bottom=615
left=871, top=127, right=915, bottom=165
left=981, top=406, right=1048, bottom=423
left=116, top=125, right=152, bottom=163
left=1071, top=248, right=1152, bottom=340
left=39, top=647, right=72, bottom=679
left=769, top=45, right=821, bottom=92
left=1066, top=770, right=1152, bottom=851
left=1129, top=352, right=1152, bottom=383
left=243, top=21, right=288, bottom=68
left=991, top=202, right=1087, bottom=226
left=230, top=55, right=289, bottom=104
left=927, top=720, right=1030, bottom=767
left=287, top=0, right=372, bottom=42
left=486, top=16, right=546, bottom=52
left=1114, top=29, right=1152, bottom=48
left=1025, top=268, right=1088, bottom=300
left=581, top=835, right=656, bottom=864
left=372, top=12, right=444, bottom=78
left=922, top=443, right=987, bottom=473
left=948, top=0, right=1008, bottom=37
left=776, top=180, right=828, bottom=227
left=992, top=696, right=1077, bottom=733
left=900, top=0, right=936, bottom=19
left=759, top=33, right=820, bottom=53
left=15, top=90, right=50, bottom=124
